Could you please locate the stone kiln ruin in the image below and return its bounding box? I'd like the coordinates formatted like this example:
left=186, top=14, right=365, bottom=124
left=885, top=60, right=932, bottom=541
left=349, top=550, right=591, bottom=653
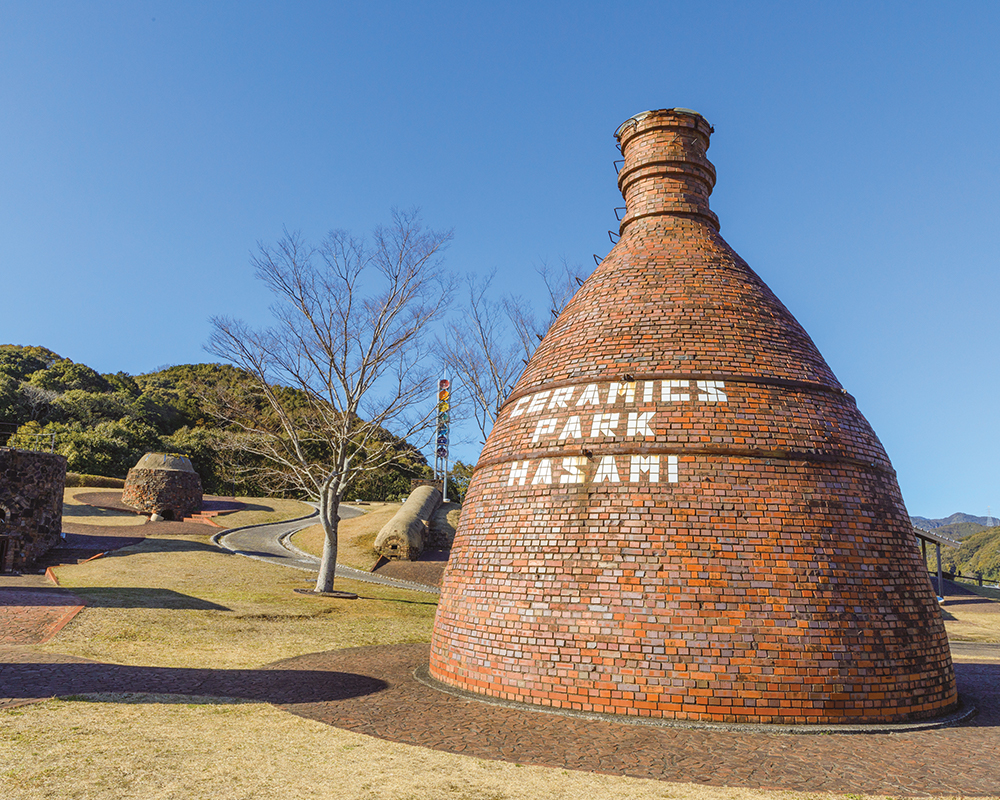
left=122, top=453, right=202, bottom=521
left=0, top=448, right=66, bottom=572
left=429, top=109, right=957, bottom=725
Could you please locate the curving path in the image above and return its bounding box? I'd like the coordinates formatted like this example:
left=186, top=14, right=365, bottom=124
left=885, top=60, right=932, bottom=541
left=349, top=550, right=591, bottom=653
left=213, top=505, right=440, bottom=594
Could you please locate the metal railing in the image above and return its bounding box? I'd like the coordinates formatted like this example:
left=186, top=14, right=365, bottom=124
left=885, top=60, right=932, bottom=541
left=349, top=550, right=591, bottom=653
left=0, top=424, right=56, bottom=453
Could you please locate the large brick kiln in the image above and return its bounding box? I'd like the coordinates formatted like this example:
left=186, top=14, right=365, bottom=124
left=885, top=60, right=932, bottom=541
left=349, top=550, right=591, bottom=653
left=429, top=109, right=957, bottom=725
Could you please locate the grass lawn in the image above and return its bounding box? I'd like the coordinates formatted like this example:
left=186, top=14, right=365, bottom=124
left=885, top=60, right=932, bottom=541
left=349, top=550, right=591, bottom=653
left=1, top=487, right=996, bottom=799
left=937, top=584, right=1000, bottom=645
left=291, top=502, right=401, bottom=570
left=1, top=697, right=838, bottom=800
left=30, top=493, right=433, bottom=669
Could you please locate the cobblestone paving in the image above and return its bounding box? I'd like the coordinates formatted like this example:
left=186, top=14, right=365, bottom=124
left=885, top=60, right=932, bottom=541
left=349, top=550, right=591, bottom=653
left=0, top=587, right=85, bottom=646
left=269, top=644, right=1000, bottom=797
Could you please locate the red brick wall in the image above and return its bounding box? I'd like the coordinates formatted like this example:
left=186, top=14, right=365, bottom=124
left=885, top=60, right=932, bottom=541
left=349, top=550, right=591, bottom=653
left=428, top=109, right=956, bottom=724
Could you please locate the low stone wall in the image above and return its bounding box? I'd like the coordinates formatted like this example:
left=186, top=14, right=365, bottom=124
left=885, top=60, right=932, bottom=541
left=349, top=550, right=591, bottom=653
left=0, top=448, right=67, bottom=572
left=374, top=485, right=442, bottom=561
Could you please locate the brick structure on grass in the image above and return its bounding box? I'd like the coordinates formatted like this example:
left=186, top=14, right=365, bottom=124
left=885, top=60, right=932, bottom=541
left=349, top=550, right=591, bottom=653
left=429, top=109, right=957, bottom=725
left=122, top=453, right=202, bottom=521
left=0, top=448, right=66, bottom=572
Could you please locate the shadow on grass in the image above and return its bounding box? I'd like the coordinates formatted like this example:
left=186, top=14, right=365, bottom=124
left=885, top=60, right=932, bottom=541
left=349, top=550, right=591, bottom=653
left=946, top=596, right=1000, bottom=609
left=56, top=530, right=146, bottom=553
left=69, top=587, right=230, bottom=611
left=0, top=587, right=83, bottom=607
left=90, top=537, right=225, bottom=558
left=354, top=594, right=438, bottom=607
left=1, top=661, right=386, bottom=705
left=218, top=501, right=272, bottom=513
left=955, top=661, right=1000, bottom=727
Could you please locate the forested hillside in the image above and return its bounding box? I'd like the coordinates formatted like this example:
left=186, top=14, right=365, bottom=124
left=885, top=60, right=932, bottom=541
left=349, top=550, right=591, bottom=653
left=927, top=527, right=1000, bottom=583
left=0, top=345, right=429, bottom=498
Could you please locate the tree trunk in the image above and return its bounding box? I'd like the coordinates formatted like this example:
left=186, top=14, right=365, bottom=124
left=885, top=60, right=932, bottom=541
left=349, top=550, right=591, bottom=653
left=314, top=488, right=341, bottom=593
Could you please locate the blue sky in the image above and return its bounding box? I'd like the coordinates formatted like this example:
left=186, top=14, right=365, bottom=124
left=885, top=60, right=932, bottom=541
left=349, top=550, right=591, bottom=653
left=1, top=1, right=998, bottom=518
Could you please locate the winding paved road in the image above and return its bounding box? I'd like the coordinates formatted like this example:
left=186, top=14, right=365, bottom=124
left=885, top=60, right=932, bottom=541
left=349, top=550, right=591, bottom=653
left=213, top=505, right=440, bottom=594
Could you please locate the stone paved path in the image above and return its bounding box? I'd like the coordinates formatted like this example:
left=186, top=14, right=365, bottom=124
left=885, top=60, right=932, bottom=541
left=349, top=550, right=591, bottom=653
left=272, top=643, right=1000, bottom=797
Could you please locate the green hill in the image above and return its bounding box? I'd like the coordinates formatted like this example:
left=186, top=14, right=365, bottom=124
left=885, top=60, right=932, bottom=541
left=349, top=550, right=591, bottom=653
left=929, top=522, right=989, bottom=541
left=925, top=527, right=1000, bottom=582
left=0, top=344, right=428, bottom=499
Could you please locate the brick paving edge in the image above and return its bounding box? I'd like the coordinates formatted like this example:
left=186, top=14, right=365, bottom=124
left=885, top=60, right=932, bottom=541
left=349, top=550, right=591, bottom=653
left=36, top=602, right=86, bottom=644
left=413, top=664, right=978, bottom=735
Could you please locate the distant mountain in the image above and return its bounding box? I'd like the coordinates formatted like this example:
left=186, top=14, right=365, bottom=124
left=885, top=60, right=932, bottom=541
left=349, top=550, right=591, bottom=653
left=911, top=513, right=995, bottom=531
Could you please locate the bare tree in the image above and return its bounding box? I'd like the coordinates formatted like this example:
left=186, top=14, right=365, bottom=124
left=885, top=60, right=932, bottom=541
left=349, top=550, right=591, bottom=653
left=438, top=272, right=524, bottom=445
left=441, top=258, right=586, bottom=444
left=208, top=209, right=452, bottom=595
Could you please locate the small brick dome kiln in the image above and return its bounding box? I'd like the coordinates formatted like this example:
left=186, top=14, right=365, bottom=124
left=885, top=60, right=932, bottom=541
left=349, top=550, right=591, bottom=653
left=429, top=109, right=957, bottom=725
left=122, top=453, right=202, bottom=521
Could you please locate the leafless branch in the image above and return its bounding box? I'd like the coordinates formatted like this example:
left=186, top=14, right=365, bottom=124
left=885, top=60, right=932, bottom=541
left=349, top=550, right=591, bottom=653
left=440, top=258, right=586, bottom=443
left=206, top=209, right=452, bottom=592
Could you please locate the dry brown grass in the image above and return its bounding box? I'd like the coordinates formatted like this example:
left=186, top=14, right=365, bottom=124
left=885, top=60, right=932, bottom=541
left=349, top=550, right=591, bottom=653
left=62, top=488, right=313, bottom=531
left=291, top=502, right=401, bottom=570
left=941, top=601, right=1000, bottom=643
left=19, top=486, right=991, bottom=798
left=31, top=533, right=435, bottom=669
left=0, top=697, right=942, bottom=800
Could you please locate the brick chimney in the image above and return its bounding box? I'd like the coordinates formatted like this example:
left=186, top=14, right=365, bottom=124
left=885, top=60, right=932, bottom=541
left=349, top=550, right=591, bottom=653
left=429, top=109, right=957, bottom=725
left=616, top=108, right=719, bottom=232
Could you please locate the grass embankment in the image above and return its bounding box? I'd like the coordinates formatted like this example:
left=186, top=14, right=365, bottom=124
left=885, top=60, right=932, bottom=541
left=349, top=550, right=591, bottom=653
left=938, top=581, right=1000, bottom=645
left=212, top=497, right=315, bottom=529
left=950, top=580, right=1000, bottom=601
left=31, top=492, right=434, bottom=670
left=64, top=472, right=125, bottom=488
left=291, top=501, right=461, bottom=570
left=291, top=502, right=401, bottom=570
